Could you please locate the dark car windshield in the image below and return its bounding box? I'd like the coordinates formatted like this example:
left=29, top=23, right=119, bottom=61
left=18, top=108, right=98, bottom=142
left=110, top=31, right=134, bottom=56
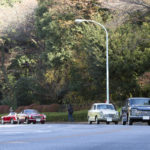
left=97, top=104, right=115, bottom=110
left=130, top=98, right=150, bottom=106
left=24, top=109, right=39, bottom=114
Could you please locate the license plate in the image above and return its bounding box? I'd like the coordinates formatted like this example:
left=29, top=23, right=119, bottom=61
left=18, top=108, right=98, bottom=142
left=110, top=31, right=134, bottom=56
left=143, top=116, right=149, bottom=120
left=107, top=117, right=112, bottom=122
left=36, top=119, right=41, bottom=122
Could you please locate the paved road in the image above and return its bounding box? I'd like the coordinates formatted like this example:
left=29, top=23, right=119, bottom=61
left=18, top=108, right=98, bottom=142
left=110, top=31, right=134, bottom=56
left=0, top=123, right=150, bottom=150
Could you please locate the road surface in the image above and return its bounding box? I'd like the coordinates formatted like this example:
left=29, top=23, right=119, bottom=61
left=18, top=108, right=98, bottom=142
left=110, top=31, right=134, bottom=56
left=0, top=123, right=150, bottom=150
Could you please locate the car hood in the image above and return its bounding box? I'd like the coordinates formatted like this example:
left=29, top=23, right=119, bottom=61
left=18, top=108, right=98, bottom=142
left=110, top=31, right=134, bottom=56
left=131, top=105, right=150, bottom=111
left=28, top=114, right=44, bottom=116
left=101, top=109, right=117, bottom=114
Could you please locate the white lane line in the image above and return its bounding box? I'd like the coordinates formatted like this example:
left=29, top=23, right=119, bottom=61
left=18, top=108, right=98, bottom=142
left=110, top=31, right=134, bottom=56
left=8, top=141, right=27, bottom=144
left=0, top=125, right=25, bottom=128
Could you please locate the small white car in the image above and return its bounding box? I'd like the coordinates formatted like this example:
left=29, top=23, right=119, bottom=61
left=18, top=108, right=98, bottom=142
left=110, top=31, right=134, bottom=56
left=88, top=103, right=119, bottom=124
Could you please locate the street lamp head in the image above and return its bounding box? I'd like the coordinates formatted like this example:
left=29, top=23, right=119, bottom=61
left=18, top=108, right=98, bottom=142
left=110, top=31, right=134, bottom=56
left=75, top=19, right=85, bottom=24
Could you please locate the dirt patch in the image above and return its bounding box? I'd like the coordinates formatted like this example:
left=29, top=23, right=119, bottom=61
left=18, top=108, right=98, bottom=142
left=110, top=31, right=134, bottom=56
left=0, top=0, right=38, bottom=36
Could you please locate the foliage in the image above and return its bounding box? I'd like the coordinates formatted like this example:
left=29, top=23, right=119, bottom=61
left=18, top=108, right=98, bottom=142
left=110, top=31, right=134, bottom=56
left=0, top=0, right=150, bottom=108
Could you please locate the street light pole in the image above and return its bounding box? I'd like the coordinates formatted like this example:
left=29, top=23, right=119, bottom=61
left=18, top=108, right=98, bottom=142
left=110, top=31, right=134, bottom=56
left=75, top=19, right=109, bottom=104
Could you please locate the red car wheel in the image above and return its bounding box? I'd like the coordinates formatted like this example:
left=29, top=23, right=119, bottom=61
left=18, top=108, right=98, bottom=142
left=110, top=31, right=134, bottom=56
left=1, top=119, right=5, bottom=124
left=41, top=121, right=45, bottom=124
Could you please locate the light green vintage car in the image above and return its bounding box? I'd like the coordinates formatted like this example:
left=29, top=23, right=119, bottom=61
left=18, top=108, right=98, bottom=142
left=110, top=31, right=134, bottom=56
left=88, top=103, right=119, bottom=124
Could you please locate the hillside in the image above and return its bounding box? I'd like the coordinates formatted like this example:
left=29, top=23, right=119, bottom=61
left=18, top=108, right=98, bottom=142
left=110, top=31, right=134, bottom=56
left=0, top=0, right=150, bottom=108
left=0, top=0, right=38, bottom=39
left=0, top=0, right=149, bottom=36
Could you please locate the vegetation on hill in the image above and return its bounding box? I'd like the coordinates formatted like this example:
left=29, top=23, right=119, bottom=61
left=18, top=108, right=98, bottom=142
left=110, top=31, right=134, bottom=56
left=0, top=0, right=21, bottom=6
left=0, top=0, right=150, bottom=109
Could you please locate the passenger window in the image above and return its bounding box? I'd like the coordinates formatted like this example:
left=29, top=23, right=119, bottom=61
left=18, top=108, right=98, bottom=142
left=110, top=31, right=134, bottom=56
left=94, top=105, right=96, bottom=110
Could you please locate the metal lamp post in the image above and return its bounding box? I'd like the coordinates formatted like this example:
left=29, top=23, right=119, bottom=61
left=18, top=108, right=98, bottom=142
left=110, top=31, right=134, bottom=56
left=75, top=19, right=109, bottom=104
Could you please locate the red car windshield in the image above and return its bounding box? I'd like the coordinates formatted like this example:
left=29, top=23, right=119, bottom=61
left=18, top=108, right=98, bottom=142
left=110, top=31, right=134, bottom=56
left=8, top=112, right=16, bottom=116
left=24, top=109, right=39, bottom=114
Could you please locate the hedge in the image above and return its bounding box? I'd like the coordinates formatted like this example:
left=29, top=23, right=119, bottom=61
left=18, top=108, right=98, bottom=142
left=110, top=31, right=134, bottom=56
left=44, top=110, right=88, bottom=122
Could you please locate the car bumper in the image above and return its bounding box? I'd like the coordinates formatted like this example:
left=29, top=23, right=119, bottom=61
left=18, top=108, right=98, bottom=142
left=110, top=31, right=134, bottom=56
left=130, top=116, right=150, bottom=121
left=29, top=119, right=46, bottom=122
left=98, top=117, right=119, bottom=122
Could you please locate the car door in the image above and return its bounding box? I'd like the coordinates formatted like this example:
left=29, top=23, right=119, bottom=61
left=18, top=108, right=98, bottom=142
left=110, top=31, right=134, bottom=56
left=8, top=114, right=12, bottom=122
left=93, top=105, right=100, bottom=119
left=88, top=105, right=97, bottom=121
left=3, top=116, right=8, bottom=123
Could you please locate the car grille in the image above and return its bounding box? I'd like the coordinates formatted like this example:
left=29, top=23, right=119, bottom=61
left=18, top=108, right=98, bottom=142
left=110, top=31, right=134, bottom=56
left=32, top=116, right=42, bottom=119
left=105, top=114, right=115, bottom=118
left=139, top=110, right=150, bottom=116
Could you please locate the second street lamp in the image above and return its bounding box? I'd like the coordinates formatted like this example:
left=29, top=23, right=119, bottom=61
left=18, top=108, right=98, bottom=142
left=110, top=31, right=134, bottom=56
left=75, top=19, right=109, bottom=104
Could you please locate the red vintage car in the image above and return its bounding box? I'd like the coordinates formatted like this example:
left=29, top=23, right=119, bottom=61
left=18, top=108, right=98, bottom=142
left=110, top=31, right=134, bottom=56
left=17, top=109, right=46, bottom=124
left=1, top=112, right=18, bottom=124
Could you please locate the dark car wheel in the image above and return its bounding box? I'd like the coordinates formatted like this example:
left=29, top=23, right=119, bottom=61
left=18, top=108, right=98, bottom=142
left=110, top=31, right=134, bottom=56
left=115, top=121, right=118, bottom=125
left=106, top=122, right=110, bottom=125
left=88, top=117, right=92, bottom=124
left=95, top=117, right=100, bottom=124
left=148, top=121, right=150, bottom=126
left=41, top=121, right=45, bottom=124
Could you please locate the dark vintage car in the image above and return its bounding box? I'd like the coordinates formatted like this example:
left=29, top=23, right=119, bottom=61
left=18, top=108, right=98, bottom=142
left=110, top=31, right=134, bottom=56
left=121, top=97, right=150, bottom=125
left=1, top=112, right=18, bottom=124
left=17, top=109, right=46, bottom=124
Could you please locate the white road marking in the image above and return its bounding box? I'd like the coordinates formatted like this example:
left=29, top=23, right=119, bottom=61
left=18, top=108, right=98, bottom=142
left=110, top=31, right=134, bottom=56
left=8, top=141, right=27, bottom=144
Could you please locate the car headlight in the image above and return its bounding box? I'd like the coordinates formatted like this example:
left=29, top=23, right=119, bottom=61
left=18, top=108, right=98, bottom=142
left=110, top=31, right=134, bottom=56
left=100, top=112, right=103, bottom=118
